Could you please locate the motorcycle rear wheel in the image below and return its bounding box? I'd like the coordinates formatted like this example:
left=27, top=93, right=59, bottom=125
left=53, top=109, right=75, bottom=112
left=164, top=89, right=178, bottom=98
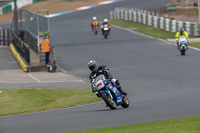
left=104, top=35, right=107, bottom=39
left=102, top=92, right=116, bottom=110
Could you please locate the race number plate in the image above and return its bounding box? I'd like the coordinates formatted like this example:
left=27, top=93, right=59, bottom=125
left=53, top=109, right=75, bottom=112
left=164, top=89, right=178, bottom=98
left=95, top=80, right=104, bottom=90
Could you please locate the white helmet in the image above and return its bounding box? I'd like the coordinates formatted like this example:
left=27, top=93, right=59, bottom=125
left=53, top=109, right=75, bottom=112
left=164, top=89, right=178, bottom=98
left=93, top=16, right=97, bottom=20
left=104, top=18, right=108, bottom=22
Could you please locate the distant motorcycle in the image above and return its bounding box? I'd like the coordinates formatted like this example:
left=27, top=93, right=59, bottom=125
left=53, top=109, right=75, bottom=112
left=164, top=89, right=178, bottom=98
left=102, top=24, right=110, bottom=39
left=92, top=21, right=99, bottom=35
left=178, top=36, right=188, bottom=55
left=92, top=74, right=129, bottom=110
left=93, top=26, right=99, bottom=35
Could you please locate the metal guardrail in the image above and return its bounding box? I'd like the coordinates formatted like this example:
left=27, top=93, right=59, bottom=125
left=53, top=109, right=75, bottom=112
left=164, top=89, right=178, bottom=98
left=12, top=32, right=30, bottom=64
left=0, top=28, right=10, bottom=46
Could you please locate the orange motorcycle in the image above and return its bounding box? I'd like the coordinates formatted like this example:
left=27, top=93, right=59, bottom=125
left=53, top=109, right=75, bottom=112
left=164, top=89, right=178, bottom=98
left=92, top=21, right=99, bottom=35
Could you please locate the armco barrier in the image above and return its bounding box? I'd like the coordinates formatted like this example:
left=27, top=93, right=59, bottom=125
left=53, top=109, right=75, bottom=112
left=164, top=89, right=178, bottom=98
left=10, top=43, right=28, bottom=72
left=110, top=8, right=200, bottom=36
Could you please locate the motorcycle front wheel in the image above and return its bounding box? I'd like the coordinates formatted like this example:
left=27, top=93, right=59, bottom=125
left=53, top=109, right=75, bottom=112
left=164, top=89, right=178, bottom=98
left=121, top=95, right=129, bottom=108
left=101, top=92, right=116, bottom=110
left=181, top=50, right=185, bottom=55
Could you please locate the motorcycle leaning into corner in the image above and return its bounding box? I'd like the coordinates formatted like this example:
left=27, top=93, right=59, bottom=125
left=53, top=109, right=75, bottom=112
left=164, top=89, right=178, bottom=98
left=178, top=36, right=188, bottom=55
left=91, top=74, right=129, bottom=110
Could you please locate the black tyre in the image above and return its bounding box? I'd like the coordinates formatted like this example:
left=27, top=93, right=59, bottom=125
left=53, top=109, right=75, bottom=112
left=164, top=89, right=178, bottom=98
left=95, top=30, right=98, bottom=35
left=104, top=35, right=107, bottom=39
left=121, top=95, right=129, bottom=108
left=181, top=51, right=185, bottom=55
left=101, top=92, right=116, bottom=110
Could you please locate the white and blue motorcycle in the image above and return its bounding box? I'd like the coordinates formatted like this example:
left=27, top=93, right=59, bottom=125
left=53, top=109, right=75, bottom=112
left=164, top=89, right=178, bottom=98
left=92, top=74, right=129, bottom=110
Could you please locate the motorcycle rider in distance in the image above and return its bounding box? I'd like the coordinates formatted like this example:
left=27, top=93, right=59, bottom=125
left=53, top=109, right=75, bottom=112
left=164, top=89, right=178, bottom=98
left=101, top=18, right=111, bottom=35
left=175, top=28, right=189, bottom=49
left=88, top=60, right=127, bottom=97
left=91, top=16, right=99, bottom=33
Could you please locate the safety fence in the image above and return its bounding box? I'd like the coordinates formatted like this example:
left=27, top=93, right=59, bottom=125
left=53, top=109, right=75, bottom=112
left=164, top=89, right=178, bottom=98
left=12, top=32, right=30, bottom=65
left=0, top=0, right=45, bottom=15
left=8, top=8, right=56, bottom=72
left=18, top=9, right=51, bottom=65
left=0, top=28, right=10, bottom=46
left=19, top=9, right=49, bottom=39
left=110, top=8, right=200, bottom=36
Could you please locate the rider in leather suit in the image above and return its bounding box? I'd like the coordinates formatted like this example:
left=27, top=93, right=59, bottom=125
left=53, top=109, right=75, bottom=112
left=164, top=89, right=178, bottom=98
left=88, top=60, right=127, bottom=97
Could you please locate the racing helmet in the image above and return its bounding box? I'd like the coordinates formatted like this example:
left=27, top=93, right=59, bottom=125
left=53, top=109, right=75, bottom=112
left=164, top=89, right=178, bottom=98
left=88, top=60, right=98, bottom=71
left=104, top=18, right=108, bottom=22
left=93, top=16, right=97, bottom=21
left=180, top=28, right=184, bottom=34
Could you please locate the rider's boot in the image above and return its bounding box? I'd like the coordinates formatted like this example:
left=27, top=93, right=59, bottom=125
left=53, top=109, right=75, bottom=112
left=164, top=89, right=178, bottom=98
left=118, top=86, right=127, bottom=95
left=113, top=79, right=127, bottom=95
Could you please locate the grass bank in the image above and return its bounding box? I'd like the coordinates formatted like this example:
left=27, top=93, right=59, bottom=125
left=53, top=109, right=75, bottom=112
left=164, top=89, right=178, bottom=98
left=109, top=19, right=175, bottom=39
left=190, top=42, right=200, bottom=48
left=70, top=116, right=200, bottom=133
left=0, top=89, right=101, bottom=116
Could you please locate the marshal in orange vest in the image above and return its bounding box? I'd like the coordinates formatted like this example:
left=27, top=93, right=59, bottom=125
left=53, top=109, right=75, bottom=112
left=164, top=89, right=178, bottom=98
left=40, top=39, right=50, bottom=53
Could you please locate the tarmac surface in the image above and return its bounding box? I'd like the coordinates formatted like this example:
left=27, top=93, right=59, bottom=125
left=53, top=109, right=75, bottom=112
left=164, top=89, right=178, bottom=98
left=1, top=0, right=200, bottom=133
left=0, top=46, right=89, bottom=89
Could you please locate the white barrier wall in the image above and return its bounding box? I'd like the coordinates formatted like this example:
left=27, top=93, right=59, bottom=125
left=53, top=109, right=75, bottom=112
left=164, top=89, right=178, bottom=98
left=110, top=8, right=200, bottom=36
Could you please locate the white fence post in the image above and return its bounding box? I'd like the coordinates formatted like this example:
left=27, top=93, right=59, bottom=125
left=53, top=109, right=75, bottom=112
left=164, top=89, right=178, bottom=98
left=153, top=16, right=158, bottom=28
left=129, top=10, right=132, bottom=21
left=165, top=18, right=170, bottom=31
left=160, top=17, right=164, bottom=29
left=178, top=21, right=183, bottom=30
left=148, top=15, right=152, bottom=26
left=125, top=9, right=128, bottom=21
left=133, top=11, right=137, bottom=22
left=185, top=22, right=191, bottom=35
left=142, top=13, right=146, bottom=25
left=117, top=9, right=120, bottom=19
left=194, top=23, right=198, bottom=36
left=171, top=20, right=177, bottom=32
left=138, top=12, right=142, bottom=23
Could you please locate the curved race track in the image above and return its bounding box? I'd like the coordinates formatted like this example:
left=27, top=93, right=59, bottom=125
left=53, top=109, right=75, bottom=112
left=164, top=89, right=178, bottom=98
left=1, top=0, right=200, bottom=133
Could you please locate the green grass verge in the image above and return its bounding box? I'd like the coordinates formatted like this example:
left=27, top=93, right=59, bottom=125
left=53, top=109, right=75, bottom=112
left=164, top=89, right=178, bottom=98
left=0, top=89, right=102, bottom=116
left=109, top=19, right=175, bottom=39
left=190, top=42, right=200, bottom=48
left=70, top=116, right=200, bottom=133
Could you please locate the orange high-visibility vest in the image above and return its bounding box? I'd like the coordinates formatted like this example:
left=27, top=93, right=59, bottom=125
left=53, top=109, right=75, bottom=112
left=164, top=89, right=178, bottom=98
left=40, top=39, right=50, bottom=53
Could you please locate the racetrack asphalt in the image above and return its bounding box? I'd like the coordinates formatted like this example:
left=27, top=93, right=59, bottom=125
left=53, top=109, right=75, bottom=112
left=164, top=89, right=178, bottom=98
left=1, top=0, right=200, bottom=133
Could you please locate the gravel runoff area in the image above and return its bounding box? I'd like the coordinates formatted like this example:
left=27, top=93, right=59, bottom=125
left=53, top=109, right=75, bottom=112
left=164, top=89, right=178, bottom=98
left=0, top=0, right=106, bottom=22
